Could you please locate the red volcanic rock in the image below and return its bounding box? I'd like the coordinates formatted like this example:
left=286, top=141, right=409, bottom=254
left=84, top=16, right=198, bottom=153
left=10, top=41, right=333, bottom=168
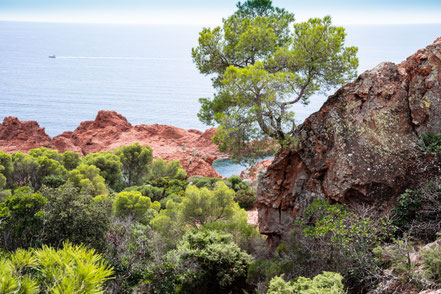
left=240, top=158, right=274, bottom=181
left=258, top=38, right=441, bottom=245
left=0, top=110, right=224, bottom=178
left=0, top=116, right=52, bottom=153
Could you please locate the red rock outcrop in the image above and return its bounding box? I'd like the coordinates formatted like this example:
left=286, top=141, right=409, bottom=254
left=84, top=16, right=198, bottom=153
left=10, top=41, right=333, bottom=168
left=240, top=158, right=274, bottom=181
left=0, top=117, right=52, bottom=153
left=0, top=111, right=224, bottom=178
left=257, top=38, right=441, bottom=244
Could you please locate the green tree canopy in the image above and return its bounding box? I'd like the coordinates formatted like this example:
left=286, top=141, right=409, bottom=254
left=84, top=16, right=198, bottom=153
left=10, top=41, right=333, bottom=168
left=0, top=151, right=13, bottom=188
left=62, top=150, right=80, bottom=170
left=0, top=187, right=46, bottom=250
left=113, top=191, right=160, bottom=223
left=41, top=183, right=109, bottom=250
left=68, top=164, right=109, bottom=196
left=148, top=158, right=187, bottom=182
left=115, top=143, right=153, bottom=186
left=83, top=151, right=124, bottom=191
left=29, top=147, right=63, bottom=162
left=192, top=0, right=358, bottom=160
left=163, top=230, right=251, bottom=294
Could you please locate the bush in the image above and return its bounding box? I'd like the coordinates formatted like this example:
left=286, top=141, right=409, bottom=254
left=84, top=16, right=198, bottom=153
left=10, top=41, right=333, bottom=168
left=0, top=187, right=46, bottom=250
left=273, top=199, right=392, bottom=293
left=29, top=147, right=63, bottom=162
left=150, top=230, right=251, bottom=294
left=62, top=150, right=80, bottom=170
left=68, top=163, right=109, bottom=196
left=266, top=272, right=345, bottom=294
left=41, top=183, right=109, bottom=250
left=422, top=242, right=441, bottom=284
left=83, top=151, right=124, bottom=191
left=187, top=175, right=222, bottom=189
left=115, top=143, right=153, bottom=186
left=105, top=220, right=165, bottom=293
left=235, top=189, right=256, bottom=210
left=113, top=191, right=160, bottom=223
left=42, top=174, right=66, bottom=188
left=420, top=133, right=441, bottom=154
left=124, top=185, right=166, bottom=202
left=180, top=182, right=238, bottom=227
left=228, top=175, right=249, bottom=192
left=392, top=189, right=421, bottom=232
left=373, top=236, right=418, bottom=285
left=159, top=193, right=182, bottom=209
left=11, top=151, right=67, bottom=190
left=0, top=242, right=113, bottom=293
left=0, top=150, right=13, bottom=187
left=148, top=158, right=187, bottom=182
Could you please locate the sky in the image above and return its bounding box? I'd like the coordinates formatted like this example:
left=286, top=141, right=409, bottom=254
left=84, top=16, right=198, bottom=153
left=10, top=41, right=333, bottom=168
left=0, top=0, right=440, bottom=25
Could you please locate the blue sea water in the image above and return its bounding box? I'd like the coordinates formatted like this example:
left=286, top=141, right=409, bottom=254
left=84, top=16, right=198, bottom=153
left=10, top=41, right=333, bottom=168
left=0, top=21, right=440, bottom=176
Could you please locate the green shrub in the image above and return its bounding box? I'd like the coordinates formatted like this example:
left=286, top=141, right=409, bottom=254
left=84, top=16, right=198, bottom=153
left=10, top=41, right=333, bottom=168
left=113, top=191, right=160, bottom=223
left=274, top=199, right=392, bottom=293
left=266, top=272, right=345, bottom=294
left=0, top=151, right=13, bottom=188
left=247, top=258, right=296, bottom=292
left=124, top=185, right=166, bottom=202
left=235, top=189, right=256, bottom=210
left=159, top=193, right=182, bottom=209
left=422, top=242, right=441, bottom=283
left=68, top=163, right=109, bottom=196
left=0, top=187, right=46, bottom=250
left=150, top=230, right=251, bottom=294
left=42, top=174, right=66, bottom=188
left=187, top=175, right=222, bottom=189
left=83, top=151, right=124, bottom=191
left=29, top=147, right=63, bottom=162
left=12, top=151, right=67, bottom=190
left=115, top=143, right=153, bottom=186
left=148, top=158, right=187, bottom=182
left=62, top=150, right=80, bottom=170
left=420, top=133, right=441, bottom=154
left=228, top=175, right=249, bottom=192
left=0, top=242, right=113, bottom=293
left=392, top=189, right=421, bottom=232
left=41, top=183, right=109, bottom=250
left=373, top=237, right=417, bottom=283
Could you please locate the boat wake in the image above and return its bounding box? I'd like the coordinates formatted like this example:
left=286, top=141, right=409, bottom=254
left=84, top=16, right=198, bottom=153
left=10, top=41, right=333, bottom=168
left=54, top=56, right=186, bottom=61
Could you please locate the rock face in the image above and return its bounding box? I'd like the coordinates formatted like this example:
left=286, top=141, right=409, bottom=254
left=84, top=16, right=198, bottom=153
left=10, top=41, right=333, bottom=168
left=0, top=111, right=224, bottom=178
left=240, top=159, right=274, bottom=181
left=257, top=38, right=441, bottom=244
left=0, top=117, right=52, bottom=153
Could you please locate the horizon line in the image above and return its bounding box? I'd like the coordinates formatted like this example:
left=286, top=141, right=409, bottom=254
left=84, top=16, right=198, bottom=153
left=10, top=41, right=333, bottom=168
left=2, top=19, right=441, bottom=26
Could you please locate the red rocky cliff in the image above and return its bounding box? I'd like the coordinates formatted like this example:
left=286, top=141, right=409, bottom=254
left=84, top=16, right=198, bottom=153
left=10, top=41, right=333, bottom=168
left=0, top=111, right=224, bottom=178
left=258, top=38, right=441, bottom=244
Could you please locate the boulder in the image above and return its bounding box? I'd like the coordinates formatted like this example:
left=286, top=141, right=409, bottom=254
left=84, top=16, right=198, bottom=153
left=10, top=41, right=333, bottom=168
left=257, top=38, right=441, bottom=244
left=0, top=116, right=52, bottom=153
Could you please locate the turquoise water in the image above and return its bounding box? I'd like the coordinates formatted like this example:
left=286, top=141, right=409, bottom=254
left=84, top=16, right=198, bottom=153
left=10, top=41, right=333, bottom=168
left=1, top=21, right=440, bottom=176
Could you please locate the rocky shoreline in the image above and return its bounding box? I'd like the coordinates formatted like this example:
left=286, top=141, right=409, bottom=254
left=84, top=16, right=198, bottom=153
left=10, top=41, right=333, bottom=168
left=0, top=110, right=227, bottom=178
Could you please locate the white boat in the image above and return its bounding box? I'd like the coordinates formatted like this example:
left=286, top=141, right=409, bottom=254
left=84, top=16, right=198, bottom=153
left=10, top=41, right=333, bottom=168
left=48, top=55, right=56, bottom=58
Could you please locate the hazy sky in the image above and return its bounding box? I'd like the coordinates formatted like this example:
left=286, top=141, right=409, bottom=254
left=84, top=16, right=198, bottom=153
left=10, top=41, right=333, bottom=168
left=0, top=0, right=440, bottom=25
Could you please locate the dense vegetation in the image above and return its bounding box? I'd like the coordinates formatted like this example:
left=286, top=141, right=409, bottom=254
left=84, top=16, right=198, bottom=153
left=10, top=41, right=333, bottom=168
left=0, top=141, right=356, bottom=293
left=3, top=138, right=440, bottom=293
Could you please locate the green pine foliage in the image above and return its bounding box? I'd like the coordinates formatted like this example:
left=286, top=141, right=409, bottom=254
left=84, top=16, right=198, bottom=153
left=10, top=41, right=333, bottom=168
left=0, top=242, right=113, bottom=294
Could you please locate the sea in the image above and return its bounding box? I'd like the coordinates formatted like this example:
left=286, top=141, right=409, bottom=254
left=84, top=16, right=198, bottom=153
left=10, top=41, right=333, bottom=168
left=1, top=21, right=441, bottom=176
